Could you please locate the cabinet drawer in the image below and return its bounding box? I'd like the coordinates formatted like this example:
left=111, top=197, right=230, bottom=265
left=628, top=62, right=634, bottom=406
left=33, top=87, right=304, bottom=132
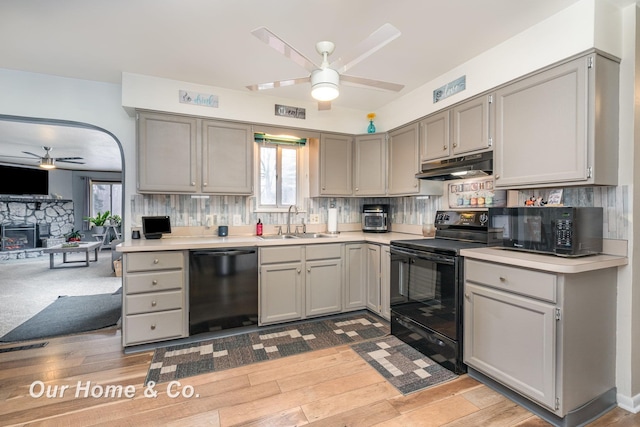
left=306, top=243, right=341, bottom=260
left=125, top=290, right=183, bottom=315
left=465, top=259, right=556, bottom=302
left=125, top=270, right=184, bottom=294
left=260, top=246, right=302, bottom=264
left=124, top=310, right=185, bottom=345
left=126, top=251, right=185, bottom=272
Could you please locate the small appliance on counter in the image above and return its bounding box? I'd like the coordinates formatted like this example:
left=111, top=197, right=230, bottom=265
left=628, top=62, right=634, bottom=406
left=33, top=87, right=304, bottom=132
left=488, top=206, right=603, bottom=257
left=141, top=216, right=171, bottom=239
left=362, top=204, right=389, bottom=232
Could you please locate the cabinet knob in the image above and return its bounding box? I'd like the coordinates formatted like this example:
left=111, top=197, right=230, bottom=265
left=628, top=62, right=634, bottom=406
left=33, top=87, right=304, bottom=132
left=297, top=268, right=301, bottom=273
left=152, top=279, right=158, bottom=285
left=355, top=187, right=359, bottom=191
left=153, top=259, right=159, bottom=264
left=150, top=324, right=156, bottom=330
left=307, top=268, right=311, bottom=273
left=191, top=182, right=196, bottom=186
left=443, top=145, right=447, bottom=151
left=465, top=293, right=470, bottom=299
left=495, top=174, right=500, bottom=179
left=453, top=143, right=458, bottom=148
left=151, top=301, right=157, bottom=307
left=499, top=276, right=507, bottom=282
left=203, top=182, right=207, bottom=186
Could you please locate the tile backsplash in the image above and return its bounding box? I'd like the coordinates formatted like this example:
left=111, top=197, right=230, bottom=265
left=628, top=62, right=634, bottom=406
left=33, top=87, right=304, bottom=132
left=130, top=184, right=628, bottom=240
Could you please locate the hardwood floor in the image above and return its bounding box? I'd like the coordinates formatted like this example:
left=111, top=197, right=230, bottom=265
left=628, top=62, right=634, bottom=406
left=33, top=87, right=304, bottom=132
left=0, top=329, right=637, bottom=426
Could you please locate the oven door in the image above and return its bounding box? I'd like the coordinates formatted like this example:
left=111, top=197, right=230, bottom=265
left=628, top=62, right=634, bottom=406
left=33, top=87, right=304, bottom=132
left=390, top=246, right=465, bottom=373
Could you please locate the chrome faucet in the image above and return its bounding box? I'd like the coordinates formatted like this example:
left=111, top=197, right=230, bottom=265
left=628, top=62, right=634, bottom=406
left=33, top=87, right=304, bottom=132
left=286, top=205, right=298, bottom=234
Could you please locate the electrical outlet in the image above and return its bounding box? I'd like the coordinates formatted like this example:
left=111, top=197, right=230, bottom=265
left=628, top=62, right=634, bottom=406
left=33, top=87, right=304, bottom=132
left=232, top=214, right=242, bottom=226
left=309, top=214, right=320, bottom=224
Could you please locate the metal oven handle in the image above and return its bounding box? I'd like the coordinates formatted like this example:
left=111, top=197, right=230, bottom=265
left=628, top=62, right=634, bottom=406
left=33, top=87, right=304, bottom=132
left=390, top=246, right=456, bottom=265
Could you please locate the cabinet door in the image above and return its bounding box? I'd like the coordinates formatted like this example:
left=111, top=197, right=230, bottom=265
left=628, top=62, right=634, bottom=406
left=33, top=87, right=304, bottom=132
left=137, top=112, right=198, bottom=193
left=259, top=262, right=303, bottom=325
left=419, top=110, right=450, bottom=162
left=202, top=120, right=253, bottom=194
left=344, top=243, right=367, bottom=310
left=366, top=244, right=381, bottom=313
left=452, top=94, right=493, bottom=155
left=494, top=57, right=588, bottom=187
left=354, top=134, right=386, bottom=196
left=306, top=258, right=342, bottom=317
left=380, top=245, right=391, bottom=320
left=388, top=123, right=421, bottom=195
left=310, top=133, right=353, bottom=196
left=464, top=282, right=557, bottom=410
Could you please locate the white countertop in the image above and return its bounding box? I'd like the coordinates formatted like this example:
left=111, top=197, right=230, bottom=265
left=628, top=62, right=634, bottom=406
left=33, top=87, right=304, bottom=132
left=115, top=231, right=426, bottom=253
left=460, top=246, right=628, bottom=274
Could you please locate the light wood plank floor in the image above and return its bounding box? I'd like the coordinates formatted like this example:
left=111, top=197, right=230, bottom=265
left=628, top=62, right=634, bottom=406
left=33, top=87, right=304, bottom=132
left=0, top=329, right=637, bottom=426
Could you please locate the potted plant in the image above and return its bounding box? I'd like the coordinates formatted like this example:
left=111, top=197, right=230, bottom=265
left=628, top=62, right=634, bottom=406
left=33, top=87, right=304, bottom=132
left=65, top=229, right=83, bottom=242
left=84, top=210, right=110, bottom=234
left=109, top=214, right=122, bottom=228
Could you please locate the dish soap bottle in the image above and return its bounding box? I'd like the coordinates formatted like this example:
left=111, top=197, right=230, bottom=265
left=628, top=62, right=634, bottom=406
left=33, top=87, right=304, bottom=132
left=256, top=219, right=263, bottom=236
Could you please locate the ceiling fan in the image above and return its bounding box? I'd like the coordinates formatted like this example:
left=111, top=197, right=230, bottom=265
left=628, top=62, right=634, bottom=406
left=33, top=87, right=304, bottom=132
left=247, top=23, right=405, bottom=110
left=0, top=146, right=84, bottom=169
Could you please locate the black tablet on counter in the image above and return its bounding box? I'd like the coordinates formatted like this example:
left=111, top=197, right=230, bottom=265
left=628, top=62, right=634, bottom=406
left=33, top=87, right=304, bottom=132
left=141, top=216, right=171, bottom=239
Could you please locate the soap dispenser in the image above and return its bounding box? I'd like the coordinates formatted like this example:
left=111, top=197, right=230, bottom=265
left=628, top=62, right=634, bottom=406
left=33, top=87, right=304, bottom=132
left=256, top=218, right=263, bottom=236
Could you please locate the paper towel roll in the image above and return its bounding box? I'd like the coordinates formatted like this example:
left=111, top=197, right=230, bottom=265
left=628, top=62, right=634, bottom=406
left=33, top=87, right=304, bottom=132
left=327, top=208, right=338, bottom=233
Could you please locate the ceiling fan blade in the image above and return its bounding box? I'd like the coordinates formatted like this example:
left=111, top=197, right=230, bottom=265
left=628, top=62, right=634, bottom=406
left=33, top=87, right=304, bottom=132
left=57, top=160, right=85, bottom=164
left=246, top=77, right=310, bottom=92
left=318, top=101, right=331, bottom=111
left=341, top=74, right=404, bottom=92
left=54, top=156, right=83, bottom=161
left=330, top=23, right=401, bottom=74
left=251, top=27, right=319, bottom=73
left=0, top=154, right=35, bottom=159
left=21, top=151, right=43, bottom=158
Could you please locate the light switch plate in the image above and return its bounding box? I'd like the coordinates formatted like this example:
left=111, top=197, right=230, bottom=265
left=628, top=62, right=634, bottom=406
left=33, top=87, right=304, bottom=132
left=232, top=214, right=242, bottom=226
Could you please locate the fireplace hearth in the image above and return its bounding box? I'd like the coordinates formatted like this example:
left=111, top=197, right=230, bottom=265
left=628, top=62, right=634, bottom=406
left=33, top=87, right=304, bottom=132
left=0, top=224, right=40, bottom=251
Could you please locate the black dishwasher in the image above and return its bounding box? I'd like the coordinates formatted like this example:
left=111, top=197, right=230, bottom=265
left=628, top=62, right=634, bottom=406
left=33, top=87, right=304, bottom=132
left=189, top=247, right=258, bottom=335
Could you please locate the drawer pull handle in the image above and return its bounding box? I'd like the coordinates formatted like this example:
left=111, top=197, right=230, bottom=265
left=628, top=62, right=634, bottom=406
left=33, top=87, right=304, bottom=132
left=499, top=276, right=507, bottom=282
left=151, top=301, right=157, bottom=307
left=150, top=324, right=156, bottom=330
left=152, top=280, right=158, bottom=285
left=153, top=259, right=159, bottom=264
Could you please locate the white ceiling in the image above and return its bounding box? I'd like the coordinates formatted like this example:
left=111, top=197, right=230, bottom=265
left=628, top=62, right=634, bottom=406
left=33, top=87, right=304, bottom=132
left=0, top=0, right=590, bottom=171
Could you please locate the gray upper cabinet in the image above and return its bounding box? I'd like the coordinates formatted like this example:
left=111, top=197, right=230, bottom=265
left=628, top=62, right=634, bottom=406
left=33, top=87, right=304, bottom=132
left=419, top=111, right=450, bottom=162
left=451, top=94, right=494, bottom=155
left=309, top=133, right=353, bottom=196
left=354, top=133, right=386, bottom=196
left=201, top=120, right=253, bottom=194
left=137, top=111, right=253, bottom=195
left=494, top=52, right=619, bottom=189
left=388, top=123, right=420, bottom=195
left=137, top=111, right=198, bottom=193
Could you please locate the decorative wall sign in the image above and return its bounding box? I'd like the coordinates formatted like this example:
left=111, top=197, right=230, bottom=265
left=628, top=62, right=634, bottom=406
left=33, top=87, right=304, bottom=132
left=275, top=104, right=306, bottom=119
left=447, top=177, right=506, bottom=209
left=433, top=76, right=466, bottom=103
left=179, top=90, right=219, bottom=108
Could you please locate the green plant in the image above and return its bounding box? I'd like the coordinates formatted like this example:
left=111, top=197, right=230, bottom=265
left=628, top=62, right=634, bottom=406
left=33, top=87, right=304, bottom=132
left=65, top=229, right=83, bottom=241
left=109, top=214, right=122, bottom=226
left=84, top=211, right=110, bottom=227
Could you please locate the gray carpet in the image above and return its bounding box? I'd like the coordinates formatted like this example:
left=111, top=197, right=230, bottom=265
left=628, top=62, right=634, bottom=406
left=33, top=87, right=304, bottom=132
left=0, top=289, right=122, bottom=342
left=351, top=335, right=458, bottom=395
left=0, top=251, right=122, bottom=337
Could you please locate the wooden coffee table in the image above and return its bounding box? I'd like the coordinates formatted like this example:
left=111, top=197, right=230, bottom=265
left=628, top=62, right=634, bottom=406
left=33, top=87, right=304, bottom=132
left=43, top=241, right=102, bottom=269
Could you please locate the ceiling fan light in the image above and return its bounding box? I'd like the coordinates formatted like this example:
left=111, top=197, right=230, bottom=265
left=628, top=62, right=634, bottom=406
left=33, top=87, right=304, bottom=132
left=39, top=158, right=56, bottom=169
left=311, top=68, right=340, bottom=101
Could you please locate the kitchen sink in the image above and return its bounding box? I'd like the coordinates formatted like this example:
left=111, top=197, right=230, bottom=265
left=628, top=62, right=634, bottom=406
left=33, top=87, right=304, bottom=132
left=294, top=233, right=338, bottom=239
left=258, top=234, right=299, bottom=240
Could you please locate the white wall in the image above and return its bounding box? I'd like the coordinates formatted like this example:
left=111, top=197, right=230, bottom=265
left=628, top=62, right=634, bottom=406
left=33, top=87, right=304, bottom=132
left=48, top=168, right=73, bottom=200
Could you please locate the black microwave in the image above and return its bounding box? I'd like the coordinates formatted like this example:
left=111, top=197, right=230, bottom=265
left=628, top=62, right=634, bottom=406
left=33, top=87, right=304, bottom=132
left=487, top=207, right=603, bottom=257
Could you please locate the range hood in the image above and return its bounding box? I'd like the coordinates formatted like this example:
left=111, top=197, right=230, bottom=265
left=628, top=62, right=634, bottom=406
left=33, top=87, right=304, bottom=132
left=416, top=151, right=493, bottom=180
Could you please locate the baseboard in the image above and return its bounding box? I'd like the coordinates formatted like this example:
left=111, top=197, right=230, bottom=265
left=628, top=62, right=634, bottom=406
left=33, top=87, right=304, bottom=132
left=616, top=391, right=640, bottom=414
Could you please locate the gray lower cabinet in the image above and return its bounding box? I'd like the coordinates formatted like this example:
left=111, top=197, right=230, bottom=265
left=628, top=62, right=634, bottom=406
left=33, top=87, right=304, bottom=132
left=122, top=250, right=188, bottom=346
left=464, top=259, right=616, bottom=421
left=366, top=244, right=381, bottom=313
left=380, top=245, right=391, bottom=320
left=259, top=244, right=342, bottom=325
left=343, top=243, right=367, bottom=311
left=494, top=52, right=619, bottom=189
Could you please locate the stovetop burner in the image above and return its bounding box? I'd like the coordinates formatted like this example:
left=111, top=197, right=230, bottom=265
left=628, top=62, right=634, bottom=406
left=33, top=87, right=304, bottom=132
left=391, top=210, right=501, bottom=255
